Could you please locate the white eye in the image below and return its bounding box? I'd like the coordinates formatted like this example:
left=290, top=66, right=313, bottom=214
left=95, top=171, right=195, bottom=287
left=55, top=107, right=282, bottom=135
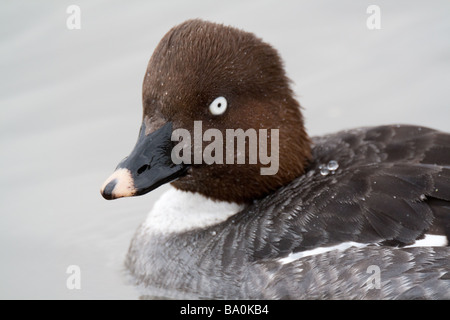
left=209, top=96, right=227, bottom=115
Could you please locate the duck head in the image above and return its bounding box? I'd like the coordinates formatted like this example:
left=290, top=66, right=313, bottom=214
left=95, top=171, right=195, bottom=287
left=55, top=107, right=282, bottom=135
left=101, top=19, right=311, bottom=204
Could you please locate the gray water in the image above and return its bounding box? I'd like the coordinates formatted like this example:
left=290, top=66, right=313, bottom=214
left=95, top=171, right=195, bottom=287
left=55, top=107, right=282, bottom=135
left=1, top=0, right=449, bottom=299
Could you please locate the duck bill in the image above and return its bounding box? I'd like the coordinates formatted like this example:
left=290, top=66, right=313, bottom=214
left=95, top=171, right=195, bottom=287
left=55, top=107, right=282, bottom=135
left=100, top=122, right=188, bottom=200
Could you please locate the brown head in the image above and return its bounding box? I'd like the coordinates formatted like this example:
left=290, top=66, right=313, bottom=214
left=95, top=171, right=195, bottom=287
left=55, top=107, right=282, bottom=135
left=101, top=19, right=311, bottom=204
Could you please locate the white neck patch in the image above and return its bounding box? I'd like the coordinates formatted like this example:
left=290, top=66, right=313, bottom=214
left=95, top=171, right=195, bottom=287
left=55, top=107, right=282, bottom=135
left=142, top=186, right=244, bottom=234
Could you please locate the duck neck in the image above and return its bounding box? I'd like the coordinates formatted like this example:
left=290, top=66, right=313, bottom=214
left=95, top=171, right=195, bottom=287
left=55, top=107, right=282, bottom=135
left=142, top=186, right=245, bottom=234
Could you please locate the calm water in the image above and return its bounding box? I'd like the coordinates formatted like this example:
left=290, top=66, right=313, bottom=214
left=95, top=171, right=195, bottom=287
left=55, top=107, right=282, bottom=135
left=1, top=0, right=449, bottom=299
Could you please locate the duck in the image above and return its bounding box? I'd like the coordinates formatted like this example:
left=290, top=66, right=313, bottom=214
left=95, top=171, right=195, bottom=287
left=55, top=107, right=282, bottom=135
left=100, top=19, right=450, bottom=299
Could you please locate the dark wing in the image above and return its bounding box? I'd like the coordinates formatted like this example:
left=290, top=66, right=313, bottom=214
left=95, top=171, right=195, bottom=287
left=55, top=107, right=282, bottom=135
left=246, top=246, right=450, bottom=299
left=237, top=125, right=450, bottom=260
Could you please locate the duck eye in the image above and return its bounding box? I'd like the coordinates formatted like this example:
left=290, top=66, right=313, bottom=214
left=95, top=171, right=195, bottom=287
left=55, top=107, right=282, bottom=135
left=209, top=96, right=227, bottom=115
